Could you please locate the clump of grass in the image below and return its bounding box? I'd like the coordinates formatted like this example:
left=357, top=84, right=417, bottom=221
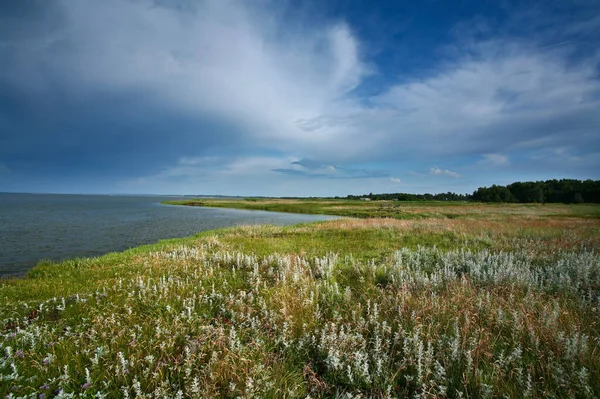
left=1, top=220, right=599, bottom=398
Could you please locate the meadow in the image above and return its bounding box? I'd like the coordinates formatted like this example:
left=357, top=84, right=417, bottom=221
left=1, top=200, right=599, bottom=398
left=164, top=198, right=600, bottom=220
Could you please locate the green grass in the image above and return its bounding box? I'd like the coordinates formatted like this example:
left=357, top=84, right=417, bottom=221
left=209, top=224, right=491, bottom=264
left=1, top=209, right=600, bottom=398
left=164, top=198, right=600, bottom=220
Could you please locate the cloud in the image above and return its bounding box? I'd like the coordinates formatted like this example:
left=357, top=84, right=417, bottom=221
left=479, top=154, right=509, bottom=167
left=273, top=159, right=388, bottom=179
left=143, top=156, right=289, bottom=181
left=283, top=39, right=600, bottom=169
left=429, top=167, right=462, bottom=178
left=376, top=44, right=598, bottom=157
left=0, top=0, right=598, bottom=195
left=9, top=0, right=593, bottom=165
left=1, top=0, right=368, bottom=139
left=390, top=177, right=401, bottom=183
left=290, top=159, right=330, bottom=170
left=0, top=0, right=369, bottom=173
left=126, top=155, right=395, bottom=196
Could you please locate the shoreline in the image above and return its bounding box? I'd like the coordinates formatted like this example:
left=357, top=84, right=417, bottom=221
left=0, top=198, right=336, bottom=279
left=5, top=200, right=598, bottom=280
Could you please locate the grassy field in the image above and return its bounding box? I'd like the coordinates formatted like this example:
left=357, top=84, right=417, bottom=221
left=1, top=201, right=600, bottom=398
left=164, top=198, right=600, bottom=220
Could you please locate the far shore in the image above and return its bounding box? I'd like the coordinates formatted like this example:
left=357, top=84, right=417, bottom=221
left=162, top=197, right=600, bottom=219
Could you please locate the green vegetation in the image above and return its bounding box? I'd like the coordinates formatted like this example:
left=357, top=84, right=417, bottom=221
left=2, top=203, right=600, bottom=397
left=164, top=197, right=600, bottom=219
left=472, top=179, right=600, bottom=203
left=282, top=178, right=600, bottom=203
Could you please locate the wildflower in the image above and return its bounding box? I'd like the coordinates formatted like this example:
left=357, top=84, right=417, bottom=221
left=15, top=350, right=24, bottom=358
left=40, top=384, right=49, bottom=390
left=85, top=368, right=92, bottom=386
left=39, top=394, right=46, bottom=399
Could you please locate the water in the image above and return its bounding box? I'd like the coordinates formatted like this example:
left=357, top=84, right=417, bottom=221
left=0, top=193, right=336, bottom=277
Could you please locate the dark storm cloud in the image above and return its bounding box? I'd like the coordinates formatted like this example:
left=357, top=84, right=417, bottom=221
left=0, top=0, right=371, bottom=194
left=0, top=80, right=244, bottom=181
left=0, top=1, right=64, bottom=39
left=0, top=1, right=254, bottom=188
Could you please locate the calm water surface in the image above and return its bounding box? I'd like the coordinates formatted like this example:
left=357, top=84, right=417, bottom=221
left=0, top=193, right=335, bottom=277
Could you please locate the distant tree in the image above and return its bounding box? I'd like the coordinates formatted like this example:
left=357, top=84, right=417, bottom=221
left=473, top=179, right=600, bottom=203
left=344, top=179, right=599, bottom=204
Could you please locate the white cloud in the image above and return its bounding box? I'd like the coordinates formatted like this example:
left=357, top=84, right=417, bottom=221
left=127, top=155, right=396, bottom=196
left=273, top=159, right=388, bottom=179
left=479, top=153, right=509, bottom=167
left=371, top=43, right=599, bottom=158
left=390, top=177, right=401, bottom=183
left=148, top=156, right=289, bottom=181
left=429, top=167, right=462, bottom=178
left=278, top=43, right=599, bottom=170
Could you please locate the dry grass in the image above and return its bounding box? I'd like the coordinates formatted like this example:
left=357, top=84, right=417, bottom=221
left=165, top=198, right=600, bottom=221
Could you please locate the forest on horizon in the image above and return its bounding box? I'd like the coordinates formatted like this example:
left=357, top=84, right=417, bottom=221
left=341, top=179, right=600, bottom=203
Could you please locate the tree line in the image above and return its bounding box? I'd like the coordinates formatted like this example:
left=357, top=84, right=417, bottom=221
left=343, top=179, right=600, bottom=203
left=471, top=179, right=600, bottom=203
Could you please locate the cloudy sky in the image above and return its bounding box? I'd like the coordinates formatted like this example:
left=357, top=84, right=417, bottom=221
left=1, top=0, right=599, bottom=196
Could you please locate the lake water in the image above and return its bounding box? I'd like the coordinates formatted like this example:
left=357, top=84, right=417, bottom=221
left=0, top=193, right=335, bottom=277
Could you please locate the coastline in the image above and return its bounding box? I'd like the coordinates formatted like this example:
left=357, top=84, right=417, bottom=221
left=0, top=195, right=336, bottom=278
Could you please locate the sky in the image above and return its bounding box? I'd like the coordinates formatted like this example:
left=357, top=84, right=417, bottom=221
left=0, top=0, right=599, bottom=197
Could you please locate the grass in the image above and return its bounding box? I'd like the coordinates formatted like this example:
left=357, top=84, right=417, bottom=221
left=164, top=198, right=600, bottom=220
left=1, top=202, right=600, bottom=398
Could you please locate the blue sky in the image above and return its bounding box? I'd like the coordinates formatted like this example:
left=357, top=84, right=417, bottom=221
left=1, top=0, right=599, bottom=196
